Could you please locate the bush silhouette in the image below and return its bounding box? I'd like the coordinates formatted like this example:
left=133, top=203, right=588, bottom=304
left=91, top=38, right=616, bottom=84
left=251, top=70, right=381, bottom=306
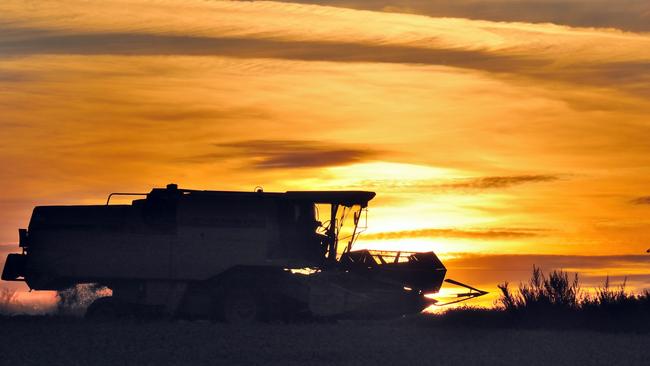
left=425, top=266, right=650, bottom=333
left=494, top=267, right=650, bottom=332
left=497, top=266, right=580, bottom=311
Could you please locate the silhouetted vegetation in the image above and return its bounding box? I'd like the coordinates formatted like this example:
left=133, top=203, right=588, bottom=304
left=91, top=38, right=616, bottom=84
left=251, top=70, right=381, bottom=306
left=426, top=266, right=650, bottom=333
left=497, top=266, right=581, bottom=310
left=0, top=287, right=17, bottom=315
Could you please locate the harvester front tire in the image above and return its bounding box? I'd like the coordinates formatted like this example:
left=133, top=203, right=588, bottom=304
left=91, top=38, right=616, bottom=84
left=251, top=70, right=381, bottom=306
left=85, top=297, right=132, bottom=321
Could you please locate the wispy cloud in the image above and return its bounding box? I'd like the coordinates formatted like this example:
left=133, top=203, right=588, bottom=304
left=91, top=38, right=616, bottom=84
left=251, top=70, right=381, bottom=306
left=285, top=0, right=650, bottom=32
left=363, top=227, right=545, bottom=240
left=447, top=253, right=650, bottom=271
left=132, top=106, right=272, bottom=123
left=0, top=31, right=545, bottom=73
left=2, top=29, right=649, bottom=99
left=355, top=174, right=561, bottom=192
left=437, top=175, right=560, bottom=190
left=631, top=196, right=650, bottom=205
left=0, top=244, right=18, bottom=255
left=1, top=0, right=649, bottom=100
left=184, top=140, right=384, bottom=169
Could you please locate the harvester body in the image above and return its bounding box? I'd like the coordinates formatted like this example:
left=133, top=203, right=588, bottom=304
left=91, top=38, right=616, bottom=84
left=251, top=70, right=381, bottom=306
left=2, top=184, right=481, bottom=321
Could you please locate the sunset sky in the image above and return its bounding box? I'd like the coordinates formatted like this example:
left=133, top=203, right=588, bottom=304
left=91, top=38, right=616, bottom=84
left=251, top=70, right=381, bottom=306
left=1, top=0, right=650, bottom=306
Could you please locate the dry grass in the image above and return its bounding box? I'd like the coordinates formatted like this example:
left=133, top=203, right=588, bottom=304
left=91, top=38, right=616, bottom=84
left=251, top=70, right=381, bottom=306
left=0, top=287, right=18, bottom=315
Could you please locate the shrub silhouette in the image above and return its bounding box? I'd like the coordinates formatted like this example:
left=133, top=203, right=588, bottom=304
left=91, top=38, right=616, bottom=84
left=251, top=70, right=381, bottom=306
left=497, top=266, right=580, bottom=311
left=493, top=267, right=650, bottom=332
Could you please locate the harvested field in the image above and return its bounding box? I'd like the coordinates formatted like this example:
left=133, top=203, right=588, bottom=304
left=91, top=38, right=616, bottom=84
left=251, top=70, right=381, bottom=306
left=1, top=316, right=647, bottom=366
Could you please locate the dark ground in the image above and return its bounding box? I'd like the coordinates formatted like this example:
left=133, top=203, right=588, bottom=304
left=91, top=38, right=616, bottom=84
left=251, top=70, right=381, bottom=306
left=1, top=316, right=648, bottom=366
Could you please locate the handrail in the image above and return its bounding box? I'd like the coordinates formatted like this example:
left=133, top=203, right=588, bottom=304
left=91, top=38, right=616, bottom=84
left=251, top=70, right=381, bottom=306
left=106, top=192, right=147, bottom=205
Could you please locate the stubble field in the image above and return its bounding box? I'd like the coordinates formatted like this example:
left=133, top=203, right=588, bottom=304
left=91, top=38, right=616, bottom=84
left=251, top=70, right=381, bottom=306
left=1, top=316, right=648, bottom=366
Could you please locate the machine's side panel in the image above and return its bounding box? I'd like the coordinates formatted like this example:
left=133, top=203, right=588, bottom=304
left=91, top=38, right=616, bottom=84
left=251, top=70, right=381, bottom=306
left=276, top=200, right=324, bottom=266
left=172, top=195, right=274, bottom=280
left=24, top=205, right=174, bottom=289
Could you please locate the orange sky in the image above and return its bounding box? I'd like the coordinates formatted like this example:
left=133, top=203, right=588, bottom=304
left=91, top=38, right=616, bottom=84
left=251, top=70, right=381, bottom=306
left=1, top=0, right=650, bottom=306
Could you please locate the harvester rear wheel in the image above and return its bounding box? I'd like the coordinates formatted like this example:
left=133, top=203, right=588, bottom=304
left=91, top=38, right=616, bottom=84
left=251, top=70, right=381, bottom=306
left=85, top=297, right=133, bottom=321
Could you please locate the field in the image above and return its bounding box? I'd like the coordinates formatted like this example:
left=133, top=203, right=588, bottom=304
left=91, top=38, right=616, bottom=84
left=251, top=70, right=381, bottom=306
left=1, top=316, right=648, bottom=366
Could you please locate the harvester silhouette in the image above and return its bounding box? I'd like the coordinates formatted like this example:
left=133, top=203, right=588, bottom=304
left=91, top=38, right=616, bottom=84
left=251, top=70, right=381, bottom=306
left=2, top=184, right=486, bottom=322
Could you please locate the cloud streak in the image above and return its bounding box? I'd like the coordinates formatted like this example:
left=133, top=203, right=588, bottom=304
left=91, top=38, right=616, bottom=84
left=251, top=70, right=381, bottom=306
left=356, top=175, right=561, bottom=193
left=286, top=0, right=650, bottom=32
left=631, top=196, right=650, bottom=205
left=437, top=175, right=560, bottom=190
left=362, top=227, right=544, bottom=240
left=1, top=34, right=646, bottom=102
left=1, top=0, right=649, bottom=100
left=0, top=244, right=18, bottom=253
left=446, top=253, right=650, bottom=271
left=0, top=31, right=547, bottom=73
left=184, top=140, right=383, bottom=169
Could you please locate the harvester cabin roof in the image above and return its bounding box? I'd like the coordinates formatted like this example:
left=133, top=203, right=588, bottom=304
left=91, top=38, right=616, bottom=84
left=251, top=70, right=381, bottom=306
left=284, top=191, right=375, bottom=207
left=147, top=185, right=376, bottom=207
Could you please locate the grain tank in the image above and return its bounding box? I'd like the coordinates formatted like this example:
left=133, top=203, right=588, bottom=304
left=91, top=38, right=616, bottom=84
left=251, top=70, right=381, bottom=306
left=2, top=184, right=484, bottom=322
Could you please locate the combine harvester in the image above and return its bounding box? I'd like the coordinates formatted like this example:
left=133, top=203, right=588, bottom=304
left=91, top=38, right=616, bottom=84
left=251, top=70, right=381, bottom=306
left=2, top=184, right=486, bottom=322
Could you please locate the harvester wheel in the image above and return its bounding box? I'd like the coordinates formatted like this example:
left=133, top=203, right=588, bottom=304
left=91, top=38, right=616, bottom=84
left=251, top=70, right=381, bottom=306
left=85, top=297, right=133, bottom=321
left=221, top=287, right=260, bottom=324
